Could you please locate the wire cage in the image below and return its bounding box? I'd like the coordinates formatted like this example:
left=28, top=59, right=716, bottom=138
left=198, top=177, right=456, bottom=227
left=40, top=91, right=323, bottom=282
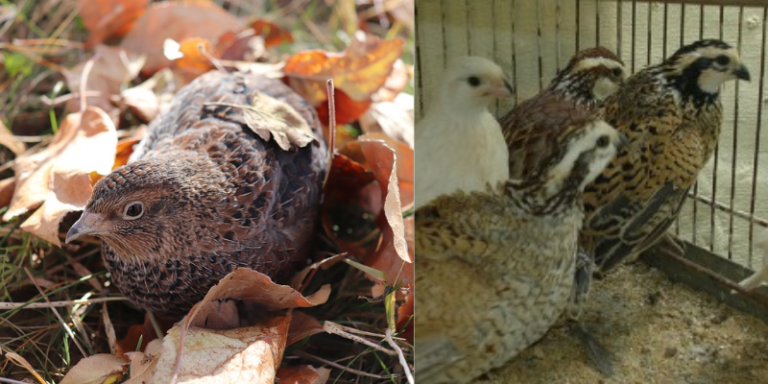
left=416, top=0, right=768, bottom=312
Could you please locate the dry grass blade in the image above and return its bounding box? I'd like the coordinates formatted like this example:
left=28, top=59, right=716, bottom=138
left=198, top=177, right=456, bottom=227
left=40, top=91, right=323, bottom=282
left=322, top=321, right=395, bottom=355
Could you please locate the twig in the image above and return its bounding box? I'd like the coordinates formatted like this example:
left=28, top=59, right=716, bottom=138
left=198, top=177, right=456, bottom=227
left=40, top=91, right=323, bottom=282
left=40, top=91, right=114, bottom=107
left=198, top=43, right=227, bottom=73
left=293, top=350, right=397, bottom=380
left=323, top=79, right=335, bottom=188
left=323, top=321, right=396, bottom=355
left=23, top=268, right=88, bottom=358
left=0, top=296, right=126, bottom=310
left=385, top=328, right=413, bottom=384
left=79, top=51, right=102, bottom=112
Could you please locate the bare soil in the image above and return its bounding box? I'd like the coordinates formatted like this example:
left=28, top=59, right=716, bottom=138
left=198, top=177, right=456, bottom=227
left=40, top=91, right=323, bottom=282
left=483, top=262, right=768, bottom=384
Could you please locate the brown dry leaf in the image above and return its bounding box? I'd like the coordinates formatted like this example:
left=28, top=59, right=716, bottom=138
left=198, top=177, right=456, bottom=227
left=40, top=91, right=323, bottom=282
left=276, top=365, right=331, bottom=384
left=188, top=268, right=331, bottom=329
left=123, top=339, right=162, bottom=384
left=251, top=20, right=294, bottom=47
left=121, top=68, right=176, bottom=122
left=0, top=119, right=25, bottom=155
left=396, top=283, right=414, bottom=343
left=359, top=137, right=412, bottom=286
left=79, top=0, right=150, bottom=49
left=2, top=107, right=117, bottom=245
left=287, top=311, right=325, bottom=347
left=172, top=37, right=216, bottom=78
left=376, top=59, right=410, bottom=102
left=0, top=178, right=15, bottom=210
left=283, top=32, right=403, bottom=123
left=91, top=126, right=146, bottom=184
left=63, top=45, right=146, bottom=114
left=315, top=88, right=372, bottom=126
left=59, top=354, right=128, bottom=384
left=121, top=2, right=242, bottom=75
left=153, top=314, right=290, bottom=384
left=238, top=92, right=317, bottom=151
left=360, top=132, right=413, bottom=207
left=360, top=93, right=414, bottom=148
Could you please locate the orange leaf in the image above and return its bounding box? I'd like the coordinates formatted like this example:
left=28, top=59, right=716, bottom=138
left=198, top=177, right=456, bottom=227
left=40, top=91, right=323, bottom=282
left=174, top=38, right=216, bottom=74
left=396, top=279, right=414, bottom=343
left=79, top=0, right=150, bottom=49
left=3, top=107, right=118, bottom=246
left=90, top=128, right=146, bottom=184
left=276, top=365, right=330, bottom=384
left=315, top=87, right=372, bottom=125
left=251, top=20, right=294, bottom=47
left=287, top=311, right=325, bottom=347
left=0, top=178, right=15, bottom=210
left=120, top=2, right=242, bottom=75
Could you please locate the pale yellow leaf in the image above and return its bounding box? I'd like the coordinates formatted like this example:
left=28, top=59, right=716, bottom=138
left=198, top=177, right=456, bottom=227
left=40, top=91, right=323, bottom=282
left=60, top=354, right=128, bottom=384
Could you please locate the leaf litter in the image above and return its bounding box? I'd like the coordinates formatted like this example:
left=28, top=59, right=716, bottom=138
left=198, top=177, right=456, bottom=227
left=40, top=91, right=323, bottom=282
left=0, top=1, right=413, bottom=382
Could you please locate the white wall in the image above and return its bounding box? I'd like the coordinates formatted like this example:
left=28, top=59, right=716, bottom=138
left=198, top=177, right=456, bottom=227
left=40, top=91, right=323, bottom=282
left=416, top=0, right=768, bottom=268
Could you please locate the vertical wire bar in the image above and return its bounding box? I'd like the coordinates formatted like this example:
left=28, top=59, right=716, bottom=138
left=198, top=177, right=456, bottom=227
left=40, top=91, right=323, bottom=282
left=692, top=4, right=705, bottom=244
left=465, top=0, right=472, bottom=55
left=728, top=6, right=745, bottom=262
left=676, top=2, right=685, bottom=236
left=511, top=0, right=518, bottom=105
left=440, top=0, right=448, bottom=66
left=631, top=0, right=637, bottom=74
left=596, top=0, right=601, bottom=47
left=616, top=0, right=623, bottom=59
left=536, top=0, right=544, bottom=92
left=556, top=0, right=562, bottom=68
left=708, top=5, right=725, bottom=253
left=646, top=1, right=652, bottom=66
left=492, top=0, right=499, bottom=115
left=662, top=1, right=668, bottom=58
left=748, top=7, right=768, bottom=267
left=576, top=0, right=581, bottom=51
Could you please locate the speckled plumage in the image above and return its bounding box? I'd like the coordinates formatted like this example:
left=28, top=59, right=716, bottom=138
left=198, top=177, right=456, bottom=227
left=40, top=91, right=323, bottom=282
left=67, top=71, right=327, bottom=318
left=581, top=39, right=750, bottom=274
left=414, top=98, right=624, bottom=383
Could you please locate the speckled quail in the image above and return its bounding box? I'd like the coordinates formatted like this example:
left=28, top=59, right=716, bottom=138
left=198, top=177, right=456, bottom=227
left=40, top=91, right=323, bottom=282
left=414, top=97, right=625, bottom=384
left=66, top=71, right=327, bottom=319
left=581, top=39, right=750, bottom=274
left=500, top=47, right=625, bottom=320
left=415, top=56, right=513, bottom=209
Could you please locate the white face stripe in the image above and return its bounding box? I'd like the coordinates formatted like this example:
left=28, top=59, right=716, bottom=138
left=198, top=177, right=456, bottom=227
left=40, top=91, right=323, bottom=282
left=573, top=57, right=624, bottom=72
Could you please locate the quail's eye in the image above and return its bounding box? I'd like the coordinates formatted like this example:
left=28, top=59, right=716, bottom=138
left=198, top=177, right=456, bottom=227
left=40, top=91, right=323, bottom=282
left=468, top=76, right=481, bottom=87
left=611, top=67, right=623, bottom=78
left=596, top=135, right=611, bottom=148
left=123, top=201, right=145, bottom=220
left=715, top=55, right=730, bottom=66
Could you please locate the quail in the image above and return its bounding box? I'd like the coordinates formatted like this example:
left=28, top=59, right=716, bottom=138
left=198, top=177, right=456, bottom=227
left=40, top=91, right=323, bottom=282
left=500, top=47, right=625, bottom=320
left=581, top=39, right=750, bottom=274
left=414, top=97, right=625, bottom=383
left=415, top=56, right=513, bottom=209
left=65, top=71, right=327, bottom=319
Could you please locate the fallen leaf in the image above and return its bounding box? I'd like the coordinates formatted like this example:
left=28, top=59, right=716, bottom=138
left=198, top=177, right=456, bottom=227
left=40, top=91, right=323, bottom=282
left=359, top=93, right=414, bottom=148
left=120, top=68, right=177, bottom=122
left=276, top=365, right=330, bottom=384
left=91, top=126, right=146, bottom=184
left=188, top=268, right=331, bottom=329
left=251, top=20, right=294, bottom=47
left=78, top=0, right=150, bottom=49
left=2, top=107, right=117, bottom=246
left=289, top=252, right=348, bottom=290
left=62, top=45, right=146, bottom=114
left=283, top=33, right=403, bottom=124
left=375, top=59, right=410, bottom=102
left=5, top=352, right=47, bottom=384
left=287, top=311, right=325, bottom=347
left=115, top=313, right=173, bottom=358
left=172, top=38, right=217, bottom=79
left=315, top=87, right=372, bottom=125
left=60, top=354, right=128, bottom=384
left=0, top=178, right=15, bottom=209
left=0, top=119, right=25, bottom=155
left=225, top=91, right=317, bottom=151
left=153, top=314, right=290, bottom=384
left=121, top=2, right=242, bottom=75
left=360, top=132, right=413, bottom=207
left=123, top=339, right=163, bottom=384
left=396, top=284, right=414, bottom=343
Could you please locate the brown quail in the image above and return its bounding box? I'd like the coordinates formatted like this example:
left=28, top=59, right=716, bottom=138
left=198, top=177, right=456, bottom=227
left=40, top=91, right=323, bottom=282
left=415, top=97, right=625, bottom=383
left=66, top=71, right=327, bottom=319
left=582, top=39, right=750, bottom=274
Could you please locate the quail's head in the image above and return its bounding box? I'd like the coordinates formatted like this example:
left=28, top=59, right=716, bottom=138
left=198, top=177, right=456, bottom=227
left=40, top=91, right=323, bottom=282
left=65, top=154, right=227, bottom=262
left=439, top=56, right=514, bottom=110
left=551, top=46, right=626, bottom=102
left=540, top=117, right=627, bottom=196
left=664, top=39, right=750, bottom=96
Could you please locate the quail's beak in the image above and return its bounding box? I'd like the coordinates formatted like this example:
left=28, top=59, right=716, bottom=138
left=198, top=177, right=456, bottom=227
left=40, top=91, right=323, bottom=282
left=488, top=80, right=514, bottom=98
left=733, top=64, right=751, bottom=81
left=65, top=211, right=107, bottom=244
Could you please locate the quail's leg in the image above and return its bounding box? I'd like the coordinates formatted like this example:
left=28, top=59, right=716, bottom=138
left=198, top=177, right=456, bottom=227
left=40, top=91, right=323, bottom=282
left=567, top=247, right=614, bottom=376
left=653, top=232, right=687, bottom=258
